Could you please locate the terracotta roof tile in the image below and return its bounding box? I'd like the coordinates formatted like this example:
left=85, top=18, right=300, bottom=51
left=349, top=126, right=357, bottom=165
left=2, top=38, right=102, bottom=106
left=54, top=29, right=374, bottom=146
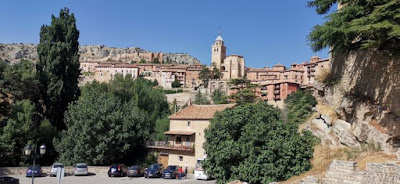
left=169, top=104, right=236, bottom=120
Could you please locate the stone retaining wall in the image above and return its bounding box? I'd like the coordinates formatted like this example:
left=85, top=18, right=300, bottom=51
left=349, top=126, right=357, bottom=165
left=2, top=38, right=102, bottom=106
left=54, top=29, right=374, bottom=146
left=0, top=166, right=110, bottom=175
left=321, top=160, right=400, bottom=184
left=270, top=160, right=400, bottom=184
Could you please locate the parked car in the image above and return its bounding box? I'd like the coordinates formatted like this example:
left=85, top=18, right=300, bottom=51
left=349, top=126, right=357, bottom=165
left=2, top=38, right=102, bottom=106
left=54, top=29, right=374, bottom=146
left=0, top=176, right=19, bottom=184
left=74, top=163, right=89, bottom=176
left=162, top=165, right=183, bottom=179
left=127, top=165, right=145, bottom=177
left=26, top=165, right=42, bottom=177
left=50, top=163, right=64, bottom=177
left=108, top=164, right=128, bottom=177
left=144, top=163, right=163, bottom=178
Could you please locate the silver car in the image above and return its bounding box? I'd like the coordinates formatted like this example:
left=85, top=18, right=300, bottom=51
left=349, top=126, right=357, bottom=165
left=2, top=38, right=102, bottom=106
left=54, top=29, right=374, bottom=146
left=74, top=163, right=88, bottom=176
left=50, top=163, right=64, bottom=177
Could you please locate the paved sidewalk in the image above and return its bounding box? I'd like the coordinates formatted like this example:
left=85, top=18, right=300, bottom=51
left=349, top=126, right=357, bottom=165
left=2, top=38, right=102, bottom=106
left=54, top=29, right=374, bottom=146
left=8, top=174, right=216, bottom=184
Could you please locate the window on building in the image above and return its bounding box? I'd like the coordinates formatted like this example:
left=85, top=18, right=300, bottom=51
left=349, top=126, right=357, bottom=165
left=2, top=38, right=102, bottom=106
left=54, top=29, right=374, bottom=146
left=176, top=136, right=182, bottom=143
left=178, top=156, right=183, bottom=161
left=187, top=121, right=191, bottom=126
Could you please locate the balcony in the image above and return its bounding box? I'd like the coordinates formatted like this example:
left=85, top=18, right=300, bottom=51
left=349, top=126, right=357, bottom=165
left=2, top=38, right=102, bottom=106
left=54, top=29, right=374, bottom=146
left=145, top=141, right=195, bottom=152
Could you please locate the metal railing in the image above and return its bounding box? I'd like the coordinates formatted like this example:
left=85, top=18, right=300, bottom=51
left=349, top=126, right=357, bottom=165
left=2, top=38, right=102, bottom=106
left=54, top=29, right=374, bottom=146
left=145, top=141, right=195, bottom=152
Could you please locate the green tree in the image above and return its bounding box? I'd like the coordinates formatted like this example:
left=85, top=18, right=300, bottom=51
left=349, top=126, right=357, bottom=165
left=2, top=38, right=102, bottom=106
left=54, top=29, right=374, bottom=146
left=140, top=59, right=147, bottom=63
left=55, top=76, right=170, bottom=165
left=55, top=92, right=149, bottom=165
left=211, top=89, right=228, bottom=104
left=2, top=60, right=39, bottom=101
left=228, top=78, right=258, bottom=104
left=170, top=98, right=178, bottom=113
left=284, top=91, right=317, bottom=124
left=204, top=103, right=315, bottom=184
left=152, top=117, right=169, bottom=141
left=171, top=78, right=182, bottom=88
left=108, top=76, right=170, bottom=123
left=152, top=58, right=160, bottom=64
left=0, top=100, right=37, bottom=166
left=36, top=8, right=81, bottom=130
left=193, top=90, right=210, bottom=105
left=308, top=0, right=400, bottom=54
left=212, top=64, right=221, bottom=79
left=199, top=65, right=211, bottom=86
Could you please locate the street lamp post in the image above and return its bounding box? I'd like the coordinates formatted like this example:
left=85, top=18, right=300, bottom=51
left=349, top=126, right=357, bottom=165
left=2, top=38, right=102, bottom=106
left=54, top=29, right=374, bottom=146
left=25, top=144, right=46, bottom=184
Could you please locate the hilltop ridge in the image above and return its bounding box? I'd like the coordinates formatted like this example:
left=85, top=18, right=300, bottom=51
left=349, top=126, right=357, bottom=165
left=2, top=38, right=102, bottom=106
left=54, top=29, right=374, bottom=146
left=0, top=43, right=200, bottom=65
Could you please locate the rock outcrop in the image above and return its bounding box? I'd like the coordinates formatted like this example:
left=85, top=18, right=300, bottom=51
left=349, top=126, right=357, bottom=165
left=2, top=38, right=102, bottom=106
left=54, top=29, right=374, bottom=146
left=307, top=50, right=400, bottom=153
left=0, top=43, right=200, bottom=65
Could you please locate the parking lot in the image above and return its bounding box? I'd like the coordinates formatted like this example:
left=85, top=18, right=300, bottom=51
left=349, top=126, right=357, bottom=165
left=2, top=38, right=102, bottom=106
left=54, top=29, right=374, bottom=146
left=8, top=174, right=216, bottom=184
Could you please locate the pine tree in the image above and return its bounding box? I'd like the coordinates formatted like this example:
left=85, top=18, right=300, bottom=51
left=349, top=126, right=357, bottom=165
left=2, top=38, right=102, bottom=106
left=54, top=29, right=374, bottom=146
left=308, top=0, right=400, bottom=54
left=36, top=8, right=81, bottom=130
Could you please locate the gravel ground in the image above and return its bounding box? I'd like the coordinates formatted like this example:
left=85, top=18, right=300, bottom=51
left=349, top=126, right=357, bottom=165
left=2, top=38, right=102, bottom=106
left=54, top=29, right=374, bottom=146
left=9, top=174, right=216, bottom=184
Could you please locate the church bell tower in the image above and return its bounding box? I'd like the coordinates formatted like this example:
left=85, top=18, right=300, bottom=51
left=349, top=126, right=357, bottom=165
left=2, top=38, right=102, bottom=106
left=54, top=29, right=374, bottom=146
left=211, top=34, right=226, bottom=70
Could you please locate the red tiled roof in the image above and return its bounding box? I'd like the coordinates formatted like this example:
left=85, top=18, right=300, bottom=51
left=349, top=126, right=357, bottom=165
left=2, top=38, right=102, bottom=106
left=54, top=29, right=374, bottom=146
left=169, top=104, right=236, bottom=120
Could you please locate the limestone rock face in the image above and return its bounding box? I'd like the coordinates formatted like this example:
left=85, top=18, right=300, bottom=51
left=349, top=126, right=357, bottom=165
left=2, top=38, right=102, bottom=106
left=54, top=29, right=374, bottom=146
left=306, top=115, right=360, bottom=148
left=0, top=43, right=200, bottom=65
left=311, top=50, right=400, bottom=153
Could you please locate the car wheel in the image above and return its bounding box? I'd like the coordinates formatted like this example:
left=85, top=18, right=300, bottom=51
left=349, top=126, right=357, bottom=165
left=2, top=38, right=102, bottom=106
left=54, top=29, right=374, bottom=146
left=108, top=174, right=111, bottom=177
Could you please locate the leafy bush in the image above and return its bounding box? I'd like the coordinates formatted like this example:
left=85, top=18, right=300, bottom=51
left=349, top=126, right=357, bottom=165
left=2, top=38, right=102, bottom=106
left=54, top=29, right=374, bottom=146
left=171, top=78, right=181, bottom=88
left=204, top=103, right=315, bottom=184
left=162, top=89, right=183, bottom=94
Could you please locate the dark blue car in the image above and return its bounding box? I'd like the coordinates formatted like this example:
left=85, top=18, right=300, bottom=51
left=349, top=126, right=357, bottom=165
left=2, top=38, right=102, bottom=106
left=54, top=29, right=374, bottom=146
left=144, top=163, right=163, bottom=178
left=26, top=165, right=42, bottom=177
left=162, top=165, right=181, bottom=179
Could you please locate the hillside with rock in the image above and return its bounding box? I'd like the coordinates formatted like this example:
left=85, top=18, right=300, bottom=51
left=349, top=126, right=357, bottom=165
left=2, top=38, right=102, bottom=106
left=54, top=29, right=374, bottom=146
left=0, top=43, right=200, bottom=64
left=304, top=50, right=400, bottom=156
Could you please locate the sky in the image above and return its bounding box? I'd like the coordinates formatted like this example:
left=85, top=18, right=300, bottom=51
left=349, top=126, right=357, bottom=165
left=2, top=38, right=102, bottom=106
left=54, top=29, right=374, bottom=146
left=0, top=0, right=333, bottom=68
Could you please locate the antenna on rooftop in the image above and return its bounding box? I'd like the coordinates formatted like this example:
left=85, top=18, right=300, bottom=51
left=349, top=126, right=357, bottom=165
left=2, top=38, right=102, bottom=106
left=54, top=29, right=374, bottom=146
left=218, top=26, right=222, bottom=36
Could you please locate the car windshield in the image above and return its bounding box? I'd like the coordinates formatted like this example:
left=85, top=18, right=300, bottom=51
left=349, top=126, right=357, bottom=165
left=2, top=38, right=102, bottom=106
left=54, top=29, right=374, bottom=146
left=54, top=164, right=63, bottom=168
left=28, top=166, right=40, bottom=169
left=77, top=165, right=87, bottom=168
left=149, top=165, right=159, bottom=169
left=129, top=166, right=139, bottom=169
left=167, top=166, right=176, bottom=170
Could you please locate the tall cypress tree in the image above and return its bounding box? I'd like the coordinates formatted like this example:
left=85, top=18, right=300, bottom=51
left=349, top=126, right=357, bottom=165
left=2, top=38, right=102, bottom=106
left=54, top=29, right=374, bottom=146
left=37, top=8, right=80, bottom=130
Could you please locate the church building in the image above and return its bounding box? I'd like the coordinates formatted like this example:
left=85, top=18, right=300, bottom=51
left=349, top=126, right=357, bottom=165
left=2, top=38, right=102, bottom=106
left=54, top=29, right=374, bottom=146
left=211, top=34, right=245, bottom=80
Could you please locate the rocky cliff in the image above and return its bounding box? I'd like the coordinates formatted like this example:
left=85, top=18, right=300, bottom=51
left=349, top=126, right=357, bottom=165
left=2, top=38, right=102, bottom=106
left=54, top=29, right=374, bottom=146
left=305, top=50, right=400, bottom=154
left=0, top=43, right=200, bottom=65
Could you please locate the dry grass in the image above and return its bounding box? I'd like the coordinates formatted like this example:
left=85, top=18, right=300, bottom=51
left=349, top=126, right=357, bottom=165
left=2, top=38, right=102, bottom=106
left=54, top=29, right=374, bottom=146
left=316, top=103, right=338, bottom=123
left=281, top=144, right=396, bottom=184
left=298, top=113, right=319, bottom=133
left=315, top=69, right=331, bottom=83
left=355, top=151, right=396, bottom=170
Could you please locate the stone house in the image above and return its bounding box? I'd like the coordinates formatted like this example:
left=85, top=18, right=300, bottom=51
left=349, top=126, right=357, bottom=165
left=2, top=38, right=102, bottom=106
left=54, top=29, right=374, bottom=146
left=146, top=104, right=236, bottom=171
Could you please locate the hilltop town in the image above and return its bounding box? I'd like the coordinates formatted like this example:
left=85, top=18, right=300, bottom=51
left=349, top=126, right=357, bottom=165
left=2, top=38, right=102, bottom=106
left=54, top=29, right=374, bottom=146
left=1, top=1, right=400, bottom=184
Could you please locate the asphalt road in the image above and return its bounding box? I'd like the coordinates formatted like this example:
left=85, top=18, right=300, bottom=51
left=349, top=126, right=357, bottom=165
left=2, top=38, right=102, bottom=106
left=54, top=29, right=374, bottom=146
left=9, top=174, right=217, bottom=184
